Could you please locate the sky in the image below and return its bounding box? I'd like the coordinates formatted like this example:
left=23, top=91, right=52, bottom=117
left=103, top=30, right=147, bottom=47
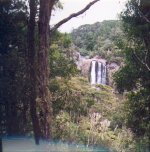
left=51, top=0, right=127, bottom=33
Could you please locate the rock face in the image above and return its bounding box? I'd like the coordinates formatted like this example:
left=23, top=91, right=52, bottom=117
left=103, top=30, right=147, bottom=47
left=75, top=53, right=119, bottom=86
left=80, top=59, right=91, bottom=76
left=107, top=62, right=120, bottom=86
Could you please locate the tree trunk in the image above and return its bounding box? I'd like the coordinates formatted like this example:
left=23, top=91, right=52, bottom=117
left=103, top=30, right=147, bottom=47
left=38, top=0, right=55, bottom=139
left=28, top=0, right=41, bottom=145
left=37, top=0, right=99, bottom=139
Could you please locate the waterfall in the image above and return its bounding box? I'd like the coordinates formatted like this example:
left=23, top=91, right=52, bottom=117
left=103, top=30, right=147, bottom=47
left=90, top=60, right=97, bottom=85
left=101, top=63, right=106, bottom=84
left=90, top=60, right=107, bottom=85
left=97, top=62, right=102, bottom=84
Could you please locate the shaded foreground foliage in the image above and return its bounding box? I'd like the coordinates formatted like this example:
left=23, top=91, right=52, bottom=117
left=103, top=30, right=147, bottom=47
left=114, top=0, right=150, bottom=150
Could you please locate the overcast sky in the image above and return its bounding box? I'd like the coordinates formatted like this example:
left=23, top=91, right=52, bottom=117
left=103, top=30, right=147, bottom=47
left=51, top=0, right=127, bottom=33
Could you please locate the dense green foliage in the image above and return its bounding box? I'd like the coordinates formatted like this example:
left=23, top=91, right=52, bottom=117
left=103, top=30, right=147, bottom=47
left=49, top=77, right=136, bottom=151
left=49, top=31, right=78, bottom=78
left=71, top=20, right=124, bottom=64
left=114, top=0, right=150, bottom=149
left=0, top=0, right=27, bottom=55
left=0, top=0, right=30, bottom=135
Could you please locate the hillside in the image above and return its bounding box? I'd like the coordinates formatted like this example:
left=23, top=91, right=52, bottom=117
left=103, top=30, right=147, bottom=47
left=71, top=20, right=124, bottom=64
left=49, top=77, right=135, bottom=151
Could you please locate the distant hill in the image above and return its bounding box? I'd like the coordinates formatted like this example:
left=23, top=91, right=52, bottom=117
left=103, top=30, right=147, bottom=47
left=71, top=20, right=124, bottom=64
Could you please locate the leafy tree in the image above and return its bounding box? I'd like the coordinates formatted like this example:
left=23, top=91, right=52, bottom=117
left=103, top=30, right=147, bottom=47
left=49, top=31, right=78, bottom=78
left=0, top=0, right=28, bottom=131
left=114, top=0, right=150, bottom=146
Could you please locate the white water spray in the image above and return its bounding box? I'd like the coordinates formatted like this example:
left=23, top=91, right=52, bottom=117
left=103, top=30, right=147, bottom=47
left=90, top=60, right=97, bottom=85
left=90, top=60, right=107, bottom=85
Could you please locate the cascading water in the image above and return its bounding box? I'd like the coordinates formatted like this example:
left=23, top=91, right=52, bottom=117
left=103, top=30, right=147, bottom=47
left=97, top=62, right=102, bottom=84
left=90, top=60, right=97, bottom=85
left=90, top=60, right=107, bottom=85
left=101, top=63, right=106, bottom=84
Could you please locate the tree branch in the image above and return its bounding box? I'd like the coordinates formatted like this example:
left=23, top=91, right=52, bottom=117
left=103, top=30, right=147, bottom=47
left=136, top=4, right=150, bottom=23
left=50, top=0, right=100, bottom=33
left=133, top=50, right=150, bottom=72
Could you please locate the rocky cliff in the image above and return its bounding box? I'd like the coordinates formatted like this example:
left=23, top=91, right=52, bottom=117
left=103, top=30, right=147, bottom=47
left=75, top=52, right=119, bottom=86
